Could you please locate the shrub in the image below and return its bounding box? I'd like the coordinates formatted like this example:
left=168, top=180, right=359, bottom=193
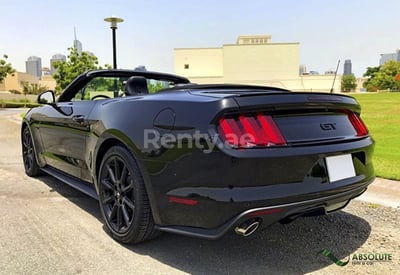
left=21, top=81, right=48, bottom=95
left=0, top=101, right=39, bottom=108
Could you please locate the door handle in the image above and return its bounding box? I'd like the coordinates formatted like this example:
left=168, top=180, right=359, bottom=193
left=72, top=115, right=85, bottom=123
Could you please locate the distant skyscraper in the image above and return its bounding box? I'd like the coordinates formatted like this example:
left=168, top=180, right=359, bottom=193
left=50, top=53, right=67, bottom=74
left=379, top=49, right=400, bottom=66
left=343, top=59, right=352, bottom=75
left=73, top=39, right=82, bottom=54
left=73, top=27, right=82, bottom=54
left=25, top=56, right=42, bottom=78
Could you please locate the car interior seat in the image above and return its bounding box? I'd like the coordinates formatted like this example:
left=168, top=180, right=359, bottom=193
left=125, top=76, right=149, bottom=96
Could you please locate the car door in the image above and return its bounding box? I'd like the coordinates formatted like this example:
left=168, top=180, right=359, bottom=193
left=34, top=100, right=96, bottom=181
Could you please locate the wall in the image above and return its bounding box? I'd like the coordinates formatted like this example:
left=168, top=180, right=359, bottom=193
left=173, top=37, right=344, bottom=93
left=186, top=74, right=342, bottom=93
left=295, top=75, right=341, bottom=92
left=39, top=75, right=57, bottom=90
left=222, top=43, right=300, bottom=82
left=0, top=72, right=39, bottom=92
left=174, top=48, right=223, bottom=78
left=0, top=72, right=56, bottom=92
left=174, top=43, right=299, bottom=82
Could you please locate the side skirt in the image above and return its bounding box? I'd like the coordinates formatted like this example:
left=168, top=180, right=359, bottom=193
left=41, top=166, right=99, bottom=200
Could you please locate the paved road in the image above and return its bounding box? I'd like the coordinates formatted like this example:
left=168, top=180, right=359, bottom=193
left=0, top=108, right=398, bottom=274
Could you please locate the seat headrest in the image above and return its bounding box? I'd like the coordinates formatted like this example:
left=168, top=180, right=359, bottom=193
left=125, top=76, right=149, bottom=96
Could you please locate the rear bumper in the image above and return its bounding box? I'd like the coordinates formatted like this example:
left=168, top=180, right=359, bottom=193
left=144, top=136, right=374, bottom=235
left=156, top=179, right=373, bottom=239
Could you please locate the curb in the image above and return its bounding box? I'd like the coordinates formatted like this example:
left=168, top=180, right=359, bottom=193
left=356, top=178, right=400, bottom=209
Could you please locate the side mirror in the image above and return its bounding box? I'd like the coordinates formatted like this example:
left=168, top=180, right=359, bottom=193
left=38, top=90, right=55, bottom=105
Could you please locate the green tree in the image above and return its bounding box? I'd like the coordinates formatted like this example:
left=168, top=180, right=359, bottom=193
left=341, top=74, right=357, bottom=93
left=371, top=61, right=400, bottom=92
left=362, top=66, right=380, bottom=92
left=53, top=47, right=103, bottom=93
left=87, top=77, right=117, bottom=92
left=148, top=82, right=167, bottom=93
left=0, top=54, right=16, bottom=83
left=363, top=66, right=381, bottom=78
left=363, top=62, right=400, bottom=92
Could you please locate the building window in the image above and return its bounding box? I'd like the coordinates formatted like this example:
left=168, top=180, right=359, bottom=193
left=184, top=64, right=189, bottom=69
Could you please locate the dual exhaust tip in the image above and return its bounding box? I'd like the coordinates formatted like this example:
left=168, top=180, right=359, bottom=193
left=234, top=219, right=261, bottom=237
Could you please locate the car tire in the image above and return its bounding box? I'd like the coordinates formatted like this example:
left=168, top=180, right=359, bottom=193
left=98, top=145, right=160, bottom=244
left=22, top=126, right=42, bottom=177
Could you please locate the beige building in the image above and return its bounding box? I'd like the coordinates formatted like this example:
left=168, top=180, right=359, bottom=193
left=174, top=35, right=342, bottom=92
left=40, top=75, right=57, bottom=90
left=0, top=72, right=56, bottom=92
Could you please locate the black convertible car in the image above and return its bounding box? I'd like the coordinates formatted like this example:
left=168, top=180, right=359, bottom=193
left=22, top=69, right=374, bottom=244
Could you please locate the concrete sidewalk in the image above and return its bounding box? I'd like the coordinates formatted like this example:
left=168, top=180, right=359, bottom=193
left=356, top=177, right=400, bottom=208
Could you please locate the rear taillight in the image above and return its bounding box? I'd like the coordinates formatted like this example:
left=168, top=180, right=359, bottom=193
left=218, top=114, right=286, bottom=148
left=346, top=111, right=369, bottom=137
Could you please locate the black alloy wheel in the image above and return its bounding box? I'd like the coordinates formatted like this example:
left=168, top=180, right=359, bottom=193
left=98, top=145, right=159, bottom=244
left=22, top=127, right=41, bottom=177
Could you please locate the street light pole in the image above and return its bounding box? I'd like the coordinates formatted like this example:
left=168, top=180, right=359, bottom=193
left=104, top=16, right=124, bottom=98
left=111, top=27, right=117, bottom=69
left=104, top=16, right=124, bottom=69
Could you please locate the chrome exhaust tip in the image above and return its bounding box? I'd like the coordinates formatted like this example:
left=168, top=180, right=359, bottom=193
left=234, top=219, right=260, bottom=237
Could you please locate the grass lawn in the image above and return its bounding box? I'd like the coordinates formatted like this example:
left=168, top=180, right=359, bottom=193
left=351, top=92, right=400, bottom=180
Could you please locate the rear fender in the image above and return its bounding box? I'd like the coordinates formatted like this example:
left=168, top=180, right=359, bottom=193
left=93, top=129, right=162, bottom=225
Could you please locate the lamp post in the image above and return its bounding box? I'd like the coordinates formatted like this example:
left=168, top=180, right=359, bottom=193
left=104, top=16, right=124, bottom=69
left=104, top=16, right=123, bottom=98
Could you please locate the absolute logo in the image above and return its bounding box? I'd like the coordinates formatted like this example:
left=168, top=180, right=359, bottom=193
left=319, top=249, right=393, bottom=267
left=351, top=252, right=393, bottom=266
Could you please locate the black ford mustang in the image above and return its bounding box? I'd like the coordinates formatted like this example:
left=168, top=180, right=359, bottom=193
left=21, top=69, right=374, bottom=244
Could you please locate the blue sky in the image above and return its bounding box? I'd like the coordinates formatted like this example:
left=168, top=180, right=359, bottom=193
left=1, top=0, right=399, bottom=77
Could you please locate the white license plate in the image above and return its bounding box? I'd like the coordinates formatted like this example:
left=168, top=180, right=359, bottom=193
left=325, top=154, right=355, bottom=182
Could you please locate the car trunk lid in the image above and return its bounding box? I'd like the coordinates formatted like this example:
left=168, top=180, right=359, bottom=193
left=212, top=91, right=368, bottom=148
